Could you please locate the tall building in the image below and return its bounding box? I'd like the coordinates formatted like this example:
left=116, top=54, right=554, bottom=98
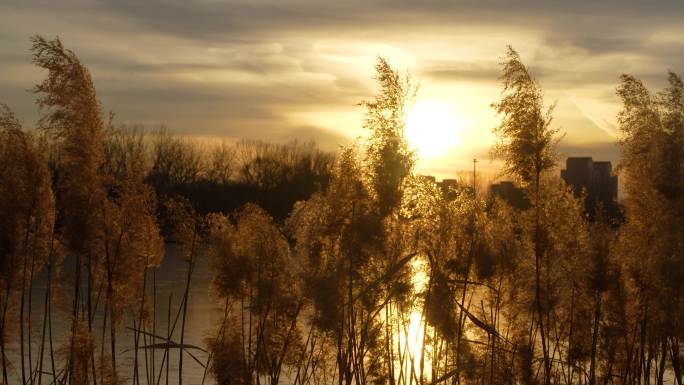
left=418, top=175, right=473, bottom=200
left=489, top=181, right=529, bottom=209
left=560, top=157, right=618, bottom=216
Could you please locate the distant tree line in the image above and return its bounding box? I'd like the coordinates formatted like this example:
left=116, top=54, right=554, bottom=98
left=0, top=36, right=682, bottom=385
left=137, top=130, right=334, bottom=220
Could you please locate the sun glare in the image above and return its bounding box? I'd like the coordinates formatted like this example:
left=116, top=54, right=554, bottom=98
left=405, top=100, right=463, bottom=159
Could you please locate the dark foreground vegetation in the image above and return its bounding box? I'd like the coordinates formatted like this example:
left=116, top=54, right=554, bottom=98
left=0, top=36, right=683, bottom=385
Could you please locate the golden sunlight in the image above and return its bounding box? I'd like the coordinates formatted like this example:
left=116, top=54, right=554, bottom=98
left=397, top=257, right=431, bottom=380
left=405, top=100, right=463, bottom=160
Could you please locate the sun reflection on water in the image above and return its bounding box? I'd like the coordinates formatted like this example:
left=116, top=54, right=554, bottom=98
left=396, top=256, right=432, bottom=383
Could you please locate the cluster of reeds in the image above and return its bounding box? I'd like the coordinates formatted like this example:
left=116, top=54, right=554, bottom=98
left=1, top=36, right=683, bottom=385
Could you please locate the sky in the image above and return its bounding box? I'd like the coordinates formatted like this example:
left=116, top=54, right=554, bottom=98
left=1, top=0, right=683, bottom=179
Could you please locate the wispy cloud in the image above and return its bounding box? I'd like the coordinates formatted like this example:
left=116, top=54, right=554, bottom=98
left=566, top=95, right=619, bottom=139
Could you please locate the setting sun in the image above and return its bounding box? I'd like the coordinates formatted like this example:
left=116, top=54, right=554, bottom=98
left=405, top=100, right=463, bottom=159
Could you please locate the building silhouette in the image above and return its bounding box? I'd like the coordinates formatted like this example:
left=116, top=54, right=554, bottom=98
left=418, top=175, right=473, bottom=200
left=560, top=157, right=618, bottom=217
left=421, top=157, right=619, bottom=217
left=489, top=181, right=529, bottom=209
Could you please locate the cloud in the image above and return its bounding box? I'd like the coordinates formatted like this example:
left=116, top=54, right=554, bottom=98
left=1, top=0, right=683, bottom=176
left=277, top=125, right=352, bottom=150
left=423, top=62, right=501, bottom=83
left=566, top=96, right=619, bottom=138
